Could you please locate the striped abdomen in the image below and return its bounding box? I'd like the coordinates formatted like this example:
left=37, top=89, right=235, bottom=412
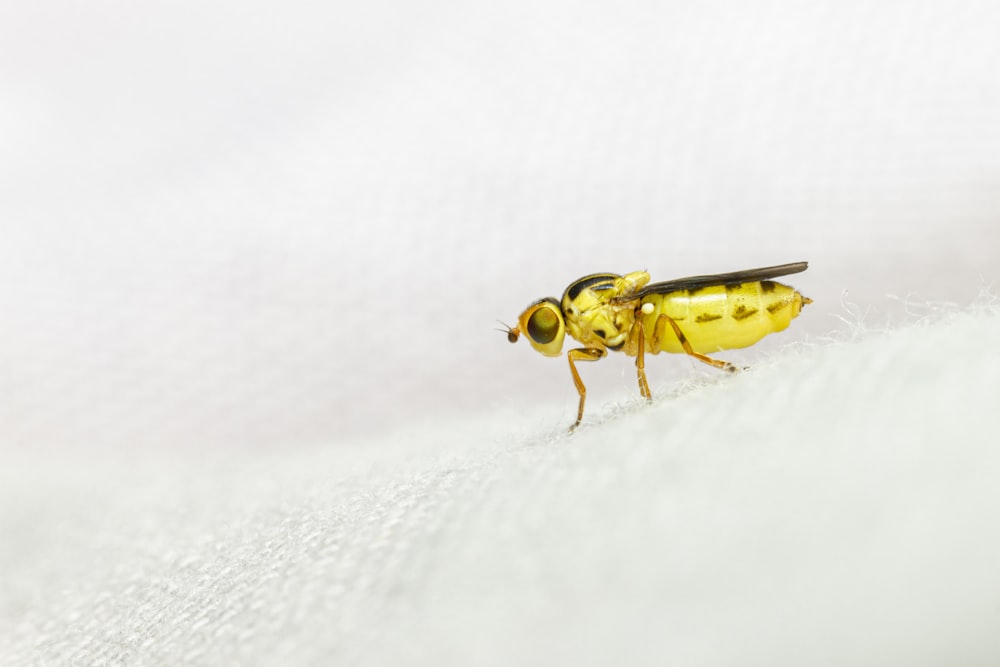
left=639, top=281, right=809, bottom=354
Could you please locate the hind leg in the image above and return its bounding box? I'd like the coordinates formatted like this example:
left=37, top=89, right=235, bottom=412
left=653, top=314, right=739, bottom=373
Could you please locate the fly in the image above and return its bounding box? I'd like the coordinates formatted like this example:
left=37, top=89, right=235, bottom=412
left=503, top=261, right=812, bottom=430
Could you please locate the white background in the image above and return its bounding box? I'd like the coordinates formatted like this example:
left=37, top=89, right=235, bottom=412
left=2, top=0, right=997, bottom=449
left=2, top=1, right=999, bottom=664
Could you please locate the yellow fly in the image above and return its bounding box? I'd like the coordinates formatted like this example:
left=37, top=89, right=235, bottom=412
left=503, top=262, right=812, bottom=430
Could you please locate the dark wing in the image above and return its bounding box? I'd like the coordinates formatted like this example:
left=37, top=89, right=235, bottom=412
left=634, top=261, right=809, bottom=298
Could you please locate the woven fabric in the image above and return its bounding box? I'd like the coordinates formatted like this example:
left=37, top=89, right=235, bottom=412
left=4, top=307, right=1000, bottom=665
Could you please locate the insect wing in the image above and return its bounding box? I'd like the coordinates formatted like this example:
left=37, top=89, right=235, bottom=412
left=632, top=261, right=808, bottom=298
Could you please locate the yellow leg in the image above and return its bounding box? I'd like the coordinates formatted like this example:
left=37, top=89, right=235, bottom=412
left=656, top=314, right=739, bottom=373
left=650, top=313, right=669, bottom=352
left=567, top=347, right=606, bottom=431
left=632, top=316, right=652, bottom=400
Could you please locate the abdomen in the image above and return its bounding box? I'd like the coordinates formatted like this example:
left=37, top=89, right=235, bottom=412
left=640, top=281, right=809, bottom=354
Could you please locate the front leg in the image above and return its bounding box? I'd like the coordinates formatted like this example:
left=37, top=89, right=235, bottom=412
left=567, top=347, right=606, bottom=431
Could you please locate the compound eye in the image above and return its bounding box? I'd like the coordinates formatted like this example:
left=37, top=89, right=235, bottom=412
left=526, top=305, right=560, bottom=344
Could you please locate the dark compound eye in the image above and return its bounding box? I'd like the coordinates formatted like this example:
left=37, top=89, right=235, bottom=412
left=526, top=306, right=560, bottom=344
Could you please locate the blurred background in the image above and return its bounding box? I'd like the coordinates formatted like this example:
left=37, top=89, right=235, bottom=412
left=2, top=0, right=998, bottom=452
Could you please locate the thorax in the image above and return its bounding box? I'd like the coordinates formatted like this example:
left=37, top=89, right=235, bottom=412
left=561, top=271, right=649, bottom=350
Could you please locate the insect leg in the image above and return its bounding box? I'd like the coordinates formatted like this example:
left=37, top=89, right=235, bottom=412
left=567, top=347, right=606, bottom=430
left=631, top=317, right=652, bottom=400
left=656, top=314, right=739, bottom=373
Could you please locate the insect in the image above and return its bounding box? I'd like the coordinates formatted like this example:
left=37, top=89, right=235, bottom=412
left=502, top=262, right=812, bottom=430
